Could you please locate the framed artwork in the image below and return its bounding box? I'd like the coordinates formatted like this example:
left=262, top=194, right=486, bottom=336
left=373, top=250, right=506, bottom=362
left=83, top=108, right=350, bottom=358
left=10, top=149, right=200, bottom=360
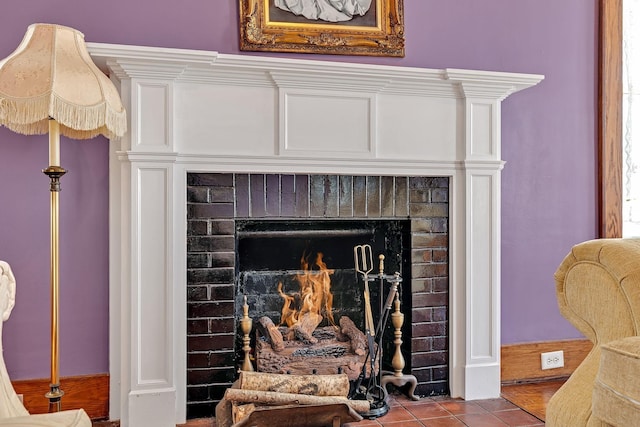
left=239, top=0, right=405, bottom=57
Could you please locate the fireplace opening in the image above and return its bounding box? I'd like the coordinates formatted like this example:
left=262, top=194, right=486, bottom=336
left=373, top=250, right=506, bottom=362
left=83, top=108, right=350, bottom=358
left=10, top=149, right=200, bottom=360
left=234, top=219, right=412, bottom=379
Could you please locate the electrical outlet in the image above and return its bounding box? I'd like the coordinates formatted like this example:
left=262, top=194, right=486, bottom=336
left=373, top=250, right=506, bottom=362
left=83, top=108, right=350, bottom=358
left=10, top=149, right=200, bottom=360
left=541, top=350, right=564, bottom=370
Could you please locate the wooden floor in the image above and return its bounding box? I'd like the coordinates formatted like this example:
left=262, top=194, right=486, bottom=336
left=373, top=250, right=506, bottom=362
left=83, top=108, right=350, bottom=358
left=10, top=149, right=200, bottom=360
left=501, top=379, right=566, bottom=421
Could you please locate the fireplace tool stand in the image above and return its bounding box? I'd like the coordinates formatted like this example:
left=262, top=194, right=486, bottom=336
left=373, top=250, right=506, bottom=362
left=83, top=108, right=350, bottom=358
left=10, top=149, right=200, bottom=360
left=351, top=244, right=405, bottom=419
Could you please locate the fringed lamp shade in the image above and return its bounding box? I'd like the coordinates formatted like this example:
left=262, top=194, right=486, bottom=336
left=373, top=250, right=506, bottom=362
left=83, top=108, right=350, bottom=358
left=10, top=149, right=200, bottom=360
left=0, top=23, right=126, bottom=139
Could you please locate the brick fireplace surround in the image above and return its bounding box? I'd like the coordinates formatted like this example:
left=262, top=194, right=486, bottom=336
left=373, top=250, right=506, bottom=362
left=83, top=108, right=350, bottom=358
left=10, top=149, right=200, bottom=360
left=88, top=43, right=543, bottom=426
left=186, top=173, right=449, bottom=418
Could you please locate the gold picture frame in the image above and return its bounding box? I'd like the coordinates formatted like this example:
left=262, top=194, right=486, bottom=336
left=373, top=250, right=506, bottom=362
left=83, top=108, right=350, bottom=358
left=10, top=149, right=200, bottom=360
left=239, top=0, right=405, bottom=57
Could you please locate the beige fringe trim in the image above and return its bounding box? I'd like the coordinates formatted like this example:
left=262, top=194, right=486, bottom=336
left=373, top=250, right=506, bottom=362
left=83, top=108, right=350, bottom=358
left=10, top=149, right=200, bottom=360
left=0, top=93, right=126, bottom=140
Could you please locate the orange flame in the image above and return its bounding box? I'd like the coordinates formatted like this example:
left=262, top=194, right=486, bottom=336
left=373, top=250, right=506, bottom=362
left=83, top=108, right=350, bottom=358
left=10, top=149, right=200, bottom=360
left=278, top=252, right=336, bottom=328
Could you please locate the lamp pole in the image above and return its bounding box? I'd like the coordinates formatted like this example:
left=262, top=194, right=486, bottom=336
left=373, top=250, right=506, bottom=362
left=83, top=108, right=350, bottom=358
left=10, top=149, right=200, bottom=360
left=43, top=119, right=65, bottom=412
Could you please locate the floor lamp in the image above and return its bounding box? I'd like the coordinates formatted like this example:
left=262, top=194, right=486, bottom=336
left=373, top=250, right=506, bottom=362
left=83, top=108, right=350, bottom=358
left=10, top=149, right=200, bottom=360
left=0, top=23, right=126, bottom=411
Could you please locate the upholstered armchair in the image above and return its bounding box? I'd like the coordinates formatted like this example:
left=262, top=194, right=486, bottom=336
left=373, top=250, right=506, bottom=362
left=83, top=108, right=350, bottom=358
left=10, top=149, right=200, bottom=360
left=0, top=261, right=91, bottom=427
left=546, top=238, right=640, bottom=426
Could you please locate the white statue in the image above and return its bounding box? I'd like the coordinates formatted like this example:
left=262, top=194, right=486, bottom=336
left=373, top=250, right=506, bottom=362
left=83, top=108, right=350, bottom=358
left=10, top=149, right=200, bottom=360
left=274, top=0, right=373, bottom=22
left=0, top=261, right=91, bottom=427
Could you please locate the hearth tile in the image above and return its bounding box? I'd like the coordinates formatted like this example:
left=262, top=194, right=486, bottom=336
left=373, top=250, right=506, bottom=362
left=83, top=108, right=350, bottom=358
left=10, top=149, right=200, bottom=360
left=492, top=408, right=543, bottom=426
left=474, top=398, right=517, bottom=412
left=403, top=402, right=450, bottom=419
left=378, top=405, right=415, bottom=422
left=455, top=412, right=509, bottom=427
left=378, top=420, right=424, bottom=427
left=418, top=417, right=465, bottom=426
left=438, top=400, right=487, bottom=415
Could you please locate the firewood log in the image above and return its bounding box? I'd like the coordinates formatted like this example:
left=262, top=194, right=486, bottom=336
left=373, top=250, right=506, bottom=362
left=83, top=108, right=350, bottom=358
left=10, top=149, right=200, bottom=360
left=257, top=316, right=285, bottom=352
left=224, top=388, right=371, bottom=413
left=292, top=312, right=322, bottom=343
left=239, top=371, right=350, bottom=397
left=339, top=316, right=367, bottom=356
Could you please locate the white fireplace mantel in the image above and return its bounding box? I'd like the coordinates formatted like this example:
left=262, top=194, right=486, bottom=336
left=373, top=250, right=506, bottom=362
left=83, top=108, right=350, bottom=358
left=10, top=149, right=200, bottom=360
left=88, top=43, right=543, bottom=427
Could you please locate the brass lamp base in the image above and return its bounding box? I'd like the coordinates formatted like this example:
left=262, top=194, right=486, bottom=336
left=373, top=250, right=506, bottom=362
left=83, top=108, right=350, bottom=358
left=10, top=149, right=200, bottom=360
left=46, top=383, right=64, bottom=413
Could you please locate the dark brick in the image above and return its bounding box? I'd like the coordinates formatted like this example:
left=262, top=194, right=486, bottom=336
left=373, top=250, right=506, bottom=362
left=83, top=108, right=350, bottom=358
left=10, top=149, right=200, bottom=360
left=187, top=367, right=236, bottom=385
left=186, top=384, right=210, bottom=401
left=409, top=176, right=447, bottom=189
left=209, top=317, right=235, bottom=333
left=188, top=301, right=234, bottom=318
left=210, top=383, right=234, bottom=402
left=394, top=177, right=409, bottom=217
left=366, top=176, right=381, bottom=218
left=187, top=253, right=210, bottom=268
left=187, top=350, right=235, bottom=368
left=432, top=366, right=448, bottom=381
left=433, top=249, right=448, bottom=263
left=187, top=187, right=209, bottom=203
left=433, top=307, right=447, bottom=322
left=210, top=187, right=235, bottom=203
left=412, top=367, right=433, bottom=382
left=210, top=284, right=235, bottom=301
left=412, top=337, right=432, bottom=352
left=188, top=334, right=234, bottom=352
left=265, top=174, right=281, bottom=216
left=412, top=292, right=448, bottom=308
left=187, top=286, right=208, bottom=301
left=188, top=236, right=234, bottom=252
left=409, top=189, right=430, bottom=203
left=211, top=252, right=234, bottom=268
left=433, top=277, right=448, bottom=293
left=432, top=336, right=448, bottom=351
left=380, top=176, right=395, bottom=217
left=189, top=203, right=235, bottom=219
left=412, top=263, right=448, bottom=280
left=210, top=220, right=235, bottom=235
left=188, top=268, right=234, bottom=285
left=431, top=188, right=449, bottom=203
left=412, top=350, right=448, bottom=367
left=187, top=319, right=210, bottom=334
left=186, top=402, right=216, bottom=420
left=431, top=218, right=448, bottom=233
left=250, top=174, right=266, bottom=217
left=187, top=173, right=233, bottom=187
left=187, top=220, right=208, bottom=236
left=411, top=278, right=431, bottom=293
left=411, top=249, right=433, bottom=263
left=415, top=382, right=449, bottom=397
left=412, top=233, right=449, bottom=249
left=412, top=322, right=447, bottom=338
left=235, top=174, right=250, bottom=218
left=410, top=203, right=448, bottom=218
left=412, top=308, right=432, bottom=323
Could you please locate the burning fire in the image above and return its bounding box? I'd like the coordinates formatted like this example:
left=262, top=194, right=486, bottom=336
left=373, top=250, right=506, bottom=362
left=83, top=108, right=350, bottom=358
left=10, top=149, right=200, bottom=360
left=278, top=252, right=336, bottom=329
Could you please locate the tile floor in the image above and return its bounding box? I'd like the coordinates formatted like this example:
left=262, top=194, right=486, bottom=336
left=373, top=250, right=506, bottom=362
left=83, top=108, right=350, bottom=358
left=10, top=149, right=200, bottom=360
left=177, top=392, right=544, bottom=427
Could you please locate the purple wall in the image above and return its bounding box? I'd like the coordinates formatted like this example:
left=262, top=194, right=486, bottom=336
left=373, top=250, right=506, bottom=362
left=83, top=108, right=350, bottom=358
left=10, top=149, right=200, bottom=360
left=0, top=0, right=593, bottom=380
